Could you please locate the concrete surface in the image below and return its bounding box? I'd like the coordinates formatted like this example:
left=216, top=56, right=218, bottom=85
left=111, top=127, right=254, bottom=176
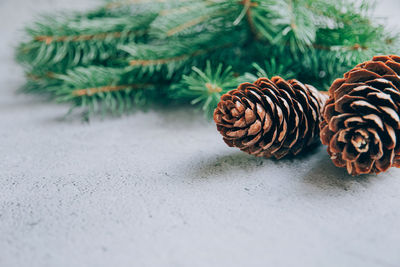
left=1, top=1, right=400, bottom=267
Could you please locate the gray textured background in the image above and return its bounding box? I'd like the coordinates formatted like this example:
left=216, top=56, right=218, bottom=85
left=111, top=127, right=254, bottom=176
left=1, top=1, right=400, bottom=267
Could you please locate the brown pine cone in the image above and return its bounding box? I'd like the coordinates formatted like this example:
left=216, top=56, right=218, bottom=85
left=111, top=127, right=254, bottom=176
left=214, top=77, right=328, bottom=159
left=320, top=55, right=400, bottom=175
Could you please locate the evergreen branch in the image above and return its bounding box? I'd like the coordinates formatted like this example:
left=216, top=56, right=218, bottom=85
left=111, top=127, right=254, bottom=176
left=16, top=13, right=158, bottom=74
left=47, top=66, right=162, bottom=116
left=149, top=1, right=236, bottom=38
left=15, top=0, right=400, bottom=119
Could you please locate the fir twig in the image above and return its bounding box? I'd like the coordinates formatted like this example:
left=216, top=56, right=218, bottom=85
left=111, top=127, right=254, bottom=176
left=170, top=61, right=238, bottom=118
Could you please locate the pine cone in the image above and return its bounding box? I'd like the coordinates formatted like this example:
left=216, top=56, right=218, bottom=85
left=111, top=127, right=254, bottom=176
left=320, top=55, right=400, bottom=175
left=214, top=77, right=328, bottom=159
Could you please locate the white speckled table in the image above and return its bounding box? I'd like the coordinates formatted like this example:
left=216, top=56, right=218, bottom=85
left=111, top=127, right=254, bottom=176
left=1, top=1, right=400, bottom=266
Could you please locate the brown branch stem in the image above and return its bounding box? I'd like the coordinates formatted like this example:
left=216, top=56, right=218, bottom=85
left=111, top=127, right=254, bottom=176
left=166, top=15, right=209, bottom=36
left=239, top=0, right=260, bottom=40
left=105, top=0, right=192, bottom=9
left=34, top=30, right=140, bottom=45
left=129, top=43, right=232, bottom=66
left=26, top=72, right=56, bottom=80
left=72, top=84, right=153, bottom=96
